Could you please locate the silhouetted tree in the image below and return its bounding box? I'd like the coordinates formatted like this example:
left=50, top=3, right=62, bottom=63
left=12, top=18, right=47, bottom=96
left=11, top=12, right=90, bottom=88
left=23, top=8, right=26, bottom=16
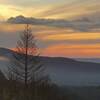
left=7, top=24, right=68, bottom=100
left=8, top=24, right=44, bottom=88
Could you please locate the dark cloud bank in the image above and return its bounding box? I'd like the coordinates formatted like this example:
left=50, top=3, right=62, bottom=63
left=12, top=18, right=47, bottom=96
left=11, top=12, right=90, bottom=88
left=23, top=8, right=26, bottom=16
left=6, top=15, right=100, bottom=32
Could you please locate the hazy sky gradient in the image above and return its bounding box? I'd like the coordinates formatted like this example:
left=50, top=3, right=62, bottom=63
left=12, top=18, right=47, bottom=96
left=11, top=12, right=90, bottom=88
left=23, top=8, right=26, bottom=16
left=0, top=0, right=99, bottom=20
left=0, top=0, right=100, bottom=58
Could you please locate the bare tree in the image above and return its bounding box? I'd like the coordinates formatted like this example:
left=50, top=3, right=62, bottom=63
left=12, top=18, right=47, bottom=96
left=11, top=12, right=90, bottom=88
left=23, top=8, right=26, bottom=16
left=9, top=24, right=43, bottom=88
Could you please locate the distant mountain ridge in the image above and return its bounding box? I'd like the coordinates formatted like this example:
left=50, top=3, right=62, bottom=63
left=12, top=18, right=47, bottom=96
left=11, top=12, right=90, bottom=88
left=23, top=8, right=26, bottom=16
left=0, top=48, right=100, bottom=86
left=76, top=58, right=100, bottom=63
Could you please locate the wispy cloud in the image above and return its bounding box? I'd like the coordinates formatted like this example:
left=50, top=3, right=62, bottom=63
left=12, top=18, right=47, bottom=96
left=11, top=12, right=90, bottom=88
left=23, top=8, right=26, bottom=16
left=0, top=0, right=99, bottom=20
left=42, top=44, right=100, bottom=58
left=39, top=0, right=100, bottom=19
left=39, top=33, right=100, bottom=41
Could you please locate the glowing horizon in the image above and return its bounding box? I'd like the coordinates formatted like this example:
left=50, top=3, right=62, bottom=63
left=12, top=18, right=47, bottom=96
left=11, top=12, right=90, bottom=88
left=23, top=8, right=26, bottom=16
left=0, top=23, right=99, bottom=58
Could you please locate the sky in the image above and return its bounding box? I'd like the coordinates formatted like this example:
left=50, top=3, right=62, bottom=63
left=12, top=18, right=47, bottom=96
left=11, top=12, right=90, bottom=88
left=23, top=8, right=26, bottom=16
left=0, top=0, right=99, bottom=20
left=0, top=0, right=100, bottom=58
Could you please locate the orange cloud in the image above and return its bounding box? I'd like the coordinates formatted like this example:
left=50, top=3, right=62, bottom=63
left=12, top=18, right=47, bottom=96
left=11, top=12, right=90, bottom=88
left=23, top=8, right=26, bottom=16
left=39, top=33, right=100, bottom=41
left=42, top=44, right=100, bottom=58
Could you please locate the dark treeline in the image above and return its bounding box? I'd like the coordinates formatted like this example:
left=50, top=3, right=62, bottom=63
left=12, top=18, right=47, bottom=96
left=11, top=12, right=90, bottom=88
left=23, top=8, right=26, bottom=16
left=0, top=80, right=78, bottom=100
left=0, top=80, right=100, bottom=100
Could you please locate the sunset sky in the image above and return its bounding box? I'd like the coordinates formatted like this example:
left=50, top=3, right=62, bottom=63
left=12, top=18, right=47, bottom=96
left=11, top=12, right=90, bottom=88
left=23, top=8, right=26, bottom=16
left=0, top=0, right=100, bottom=58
